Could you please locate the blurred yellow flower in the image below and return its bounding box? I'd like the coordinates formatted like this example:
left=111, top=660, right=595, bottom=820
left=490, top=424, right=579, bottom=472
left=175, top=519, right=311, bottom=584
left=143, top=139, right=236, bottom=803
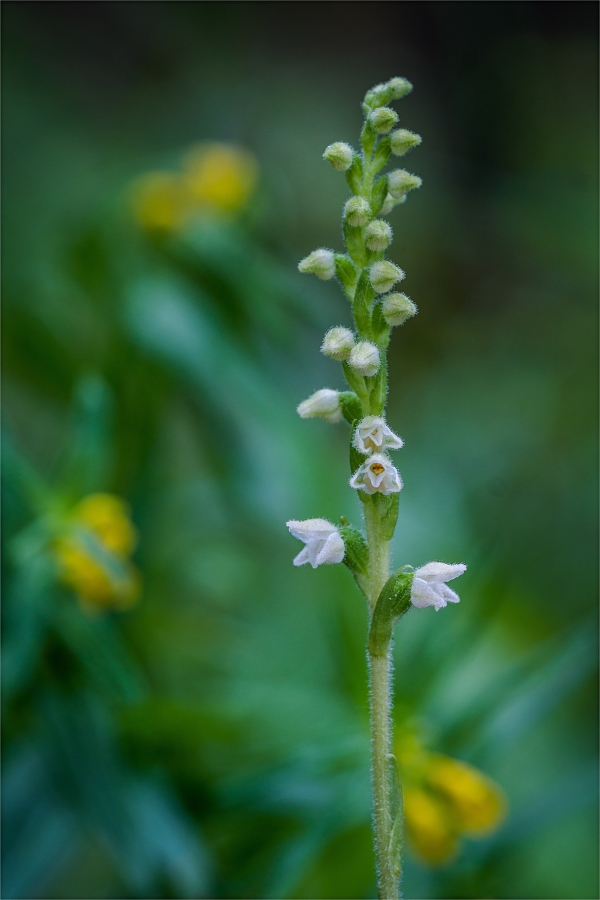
left=182, top=142, right=258, bottom=213
left=54, top=493, right=140, bottom=613
left=395, top=729, right=507, bottom=866
left=131, top=142, right=258, bottom=233
left=131, top=171, right=189, bottom=233
left=403, top=787, right=458, bottom=865
left=426, top=755, right=507, bottom=835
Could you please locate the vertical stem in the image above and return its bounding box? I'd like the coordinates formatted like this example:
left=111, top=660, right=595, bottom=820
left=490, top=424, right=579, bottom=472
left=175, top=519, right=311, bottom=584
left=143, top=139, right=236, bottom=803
left=364, top=500, right=399, bottom=898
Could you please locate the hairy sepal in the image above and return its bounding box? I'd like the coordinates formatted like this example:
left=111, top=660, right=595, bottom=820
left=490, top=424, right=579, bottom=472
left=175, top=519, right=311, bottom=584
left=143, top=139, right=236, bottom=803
left=368, top=567, right=413, bottom=656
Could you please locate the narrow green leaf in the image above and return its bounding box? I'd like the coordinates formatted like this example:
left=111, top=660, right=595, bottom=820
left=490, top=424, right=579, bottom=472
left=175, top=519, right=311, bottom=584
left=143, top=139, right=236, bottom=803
left=370, top=175, right=389, bottom=217
left=373, top=137, right=392, bottom=174
left=342, top=221, right=366, bottom=268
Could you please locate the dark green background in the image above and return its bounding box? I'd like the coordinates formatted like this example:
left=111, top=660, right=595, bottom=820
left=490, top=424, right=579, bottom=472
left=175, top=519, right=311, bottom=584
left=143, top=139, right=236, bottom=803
left=2, top=3, right=598, bottom=898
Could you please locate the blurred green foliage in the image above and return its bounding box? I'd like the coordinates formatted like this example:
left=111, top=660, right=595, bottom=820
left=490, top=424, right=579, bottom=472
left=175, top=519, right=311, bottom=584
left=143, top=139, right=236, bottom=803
left=2, top=3, right=598, bottom=899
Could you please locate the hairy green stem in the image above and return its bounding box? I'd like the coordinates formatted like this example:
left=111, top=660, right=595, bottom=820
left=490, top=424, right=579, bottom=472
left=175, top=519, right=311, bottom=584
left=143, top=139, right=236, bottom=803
left=365, top=502, right=399, bottom=898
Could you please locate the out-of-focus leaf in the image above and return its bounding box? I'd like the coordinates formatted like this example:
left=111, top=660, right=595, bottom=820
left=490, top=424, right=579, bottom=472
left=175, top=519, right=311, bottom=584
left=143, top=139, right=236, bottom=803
left=57, top=374, right=113, bottom=496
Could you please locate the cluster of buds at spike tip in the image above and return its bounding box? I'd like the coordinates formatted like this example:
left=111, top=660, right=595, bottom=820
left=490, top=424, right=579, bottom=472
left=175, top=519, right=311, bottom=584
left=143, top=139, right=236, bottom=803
left=388, top=169, right=422, bottom=199
left=298, top=248, right=336, bottom=280
left=370, top=260, right=405, bottom=294
left=297, top=388, right=342, bottom=423
left=323, top=142, right=354, bottom=172
left=344, top=196, right=371, bottom=227
left=382, top=292, right=418, bottom=326
left=364, top=219, right=392, bottom=252
left=369, top=106, right=399, bottom=135
left=321, top=326, right=355, bottom=361
left=348, top=341, right=380, bottom=377
left=391, top=129, right=422, bottom=157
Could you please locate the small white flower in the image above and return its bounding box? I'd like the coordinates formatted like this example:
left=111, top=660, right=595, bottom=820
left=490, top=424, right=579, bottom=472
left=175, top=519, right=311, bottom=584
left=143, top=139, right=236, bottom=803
left=323, top=142, right=354, bottom=172
left=349, top=453, right=402, bottom=495
left=364, top=219, right=392, bottom=252
left=369, top=106, right=399, bottom=135
left=344, top=197, right=371, bottom=227
left=298, top=248, right=336, bottom=280
left=286, top=518, right=345, bottom=568
left=369, top=260, right=405, bottom=294
left=348, top=341, right=380, bottom=377
left=410, top=562, right=467, bottom=611
left=321, top=326, right=355, bottom=361
left=388, top=169, right=422, bottom=199
left=353, top=416, right=403, bottom=455
left=297, top=388, right=342, bottom=423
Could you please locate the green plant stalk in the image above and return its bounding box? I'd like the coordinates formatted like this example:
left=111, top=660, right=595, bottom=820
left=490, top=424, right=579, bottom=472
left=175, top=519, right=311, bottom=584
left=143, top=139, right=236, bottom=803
left=365, top=503, right=398, bottom=898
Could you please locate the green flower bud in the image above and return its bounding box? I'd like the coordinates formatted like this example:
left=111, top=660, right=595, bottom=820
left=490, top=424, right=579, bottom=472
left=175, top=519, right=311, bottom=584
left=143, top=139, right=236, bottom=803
left=369, top=260, right=405, bottom=294
left=297, top=388, right=342, bottom=423
left=344, top=196, right=371, bottom=227
left=323, top=142, right=354, bottom=172
left=390, top=128, right=422, bottom=157
left=321, top=326, right=355, bottom=361
left=298, top=248, right=336, bottom=280
left=387, top=77, right=413, bottom=99
left=363, top=82, right=391, bottom=111
left=381, top=292, right=418, bottom=326
left=388, top=169, right=422, bottom=199
left=349, top=341, right=380, bottom=377
left=364, top=219, right=393, bottom=252
left=369, top=106, right=399, bottom=135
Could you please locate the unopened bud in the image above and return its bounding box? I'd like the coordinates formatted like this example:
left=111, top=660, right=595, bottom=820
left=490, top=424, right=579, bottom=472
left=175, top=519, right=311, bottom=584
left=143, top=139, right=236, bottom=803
left=388, top=77, right=413, bottom=99
left=388, top=169, right=422, bottom=199
left=370, top=260, right=405, bottom=294
left=321, top=327, right=355, bottom=361
left=381, top=292, right=418, bottom=326
left=297, top=388, right=342, bottom=424
left=323, top=142, right=354, bottom=172
left=348, top=341, right=380, bottom=377
left=364, top=219, right=393, bottom=252
left=369, top=107, right=399, bottom=135
left=298, top=248, right=336, bottom=280
left=344, top=197, right=371, bottom=227
left=390, top=129, right=422, bottom=157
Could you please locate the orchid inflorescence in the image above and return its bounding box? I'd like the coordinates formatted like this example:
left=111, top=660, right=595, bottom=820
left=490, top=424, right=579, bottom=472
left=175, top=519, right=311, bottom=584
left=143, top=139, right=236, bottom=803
left=284, top=77, right=468, bottom=897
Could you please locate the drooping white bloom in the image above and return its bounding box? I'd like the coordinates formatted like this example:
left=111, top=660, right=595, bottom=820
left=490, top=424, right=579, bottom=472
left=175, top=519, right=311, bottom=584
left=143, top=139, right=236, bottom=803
left=369, top=260, right=405, bottom=294
left=297, top=388, right=342, bottom=423
left=348, top=341, right=380, bottom=377
left=349, top=453, right=402, bottom=495
left=410, top=562, right=467, bottom=611
left=323, top=142, right=354, bottom=172
left=369, top=106, right=399, bottom=135
left=286, top=518, right=345, bottom=568
left=321, top=326, right=355, bottom=361
left=344, top=197, right=371, bottom=227
left=353, top=416, right=404, bottom=455
left=364, top=219, right=392, bottom=252
left=298, top=248, right=336, bottom=280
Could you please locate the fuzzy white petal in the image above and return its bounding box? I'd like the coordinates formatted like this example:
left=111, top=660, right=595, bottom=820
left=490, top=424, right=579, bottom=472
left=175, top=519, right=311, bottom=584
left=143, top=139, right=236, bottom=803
left=287, top=519, right=345, bottom=568
left=414, top=562, right=467, bottom=583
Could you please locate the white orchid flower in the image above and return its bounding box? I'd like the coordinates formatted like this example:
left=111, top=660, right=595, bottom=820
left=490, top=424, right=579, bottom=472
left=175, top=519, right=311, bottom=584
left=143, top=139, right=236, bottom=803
left=353, top=416, right=403, bottom=455
left=286, top=518, right=345, bottom=568
left=410, top=562, right=467, bottom=611
left=349, top=453, right=402, bottom=495
left=297, top=388, right=342, bottom=423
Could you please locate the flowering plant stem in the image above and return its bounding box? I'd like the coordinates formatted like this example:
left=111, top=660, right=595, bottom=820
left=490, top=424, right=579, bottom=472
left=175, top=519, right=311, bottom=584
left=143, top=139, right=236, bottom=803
left=290, top=76, right=467, bottom=900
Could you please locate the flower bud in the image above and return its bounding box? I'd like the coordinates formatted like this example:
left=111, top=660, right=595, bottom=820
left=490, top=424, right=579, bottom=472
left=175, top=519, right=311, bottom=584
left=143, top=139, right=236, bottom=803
left=388, top=169, right=422, bottom=199
left=390, top=129, right=422, bottom=157
left=321, top=326, right=355, bottom=361
left=369, top=107, right=399, bottom=135
left=348, top=341, right=380, bottom=377
left=370, top=260, right=405, bottom=294
left=364, top=219, right=392, bottom=252
left=297, top=388, right=342, bottom=423
left=323, top=142, right=354, bottom=172
left=298, top=248, right=336, bottom=280
left=343, top=197, right=371, bottom=227
left=381, top=292, right=418, bottom=326
left=388, top=77, right=413, bottom=99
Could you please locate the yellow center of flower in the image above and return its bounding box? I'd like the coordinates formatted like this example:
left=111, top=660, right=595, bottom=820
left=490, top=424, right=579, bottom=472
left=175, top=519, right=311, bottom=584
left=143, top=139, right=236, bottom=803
left=370, top=462, right=385, bottom=475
